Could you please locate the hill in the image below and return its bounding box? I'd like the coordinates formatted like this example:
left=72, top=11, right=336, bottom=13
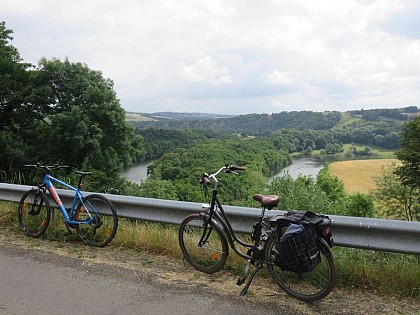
left=126, top=112, right=233, bottom=123
left=127, top=107, right=419, bottom=136
left=128, top=111, right=343, bottom=135
left=126, top=107, right=419, bottom=153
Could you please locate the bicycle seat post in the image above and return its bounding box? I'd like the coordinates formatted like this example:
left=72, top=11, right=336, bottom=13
left=77, top=175, right=83, bottom=190
left=74, top=171, right=92, bottom=190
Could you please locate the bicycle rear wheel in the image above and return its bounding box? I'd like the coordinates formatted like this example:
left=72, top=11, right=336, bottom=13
left=18, top=189, right=51, bottom=238
left=265, top=237, right=335, bottom=302
left=74, top=194, right=118, bottom=247
left=178, top=214, right=228, bottom=274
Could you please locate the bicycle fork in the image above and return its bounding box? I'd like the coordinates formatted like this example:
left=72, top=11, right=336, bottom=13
left=198, top=213, right=213, bottom=246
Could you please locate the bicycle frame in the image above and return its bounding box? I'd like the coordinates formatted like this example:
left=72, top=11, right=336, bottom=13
left=203, top=188, right=270, bottom=262
left=181, top=164, right=336, bottom=300
left=41, top=173, right=94, bottom=225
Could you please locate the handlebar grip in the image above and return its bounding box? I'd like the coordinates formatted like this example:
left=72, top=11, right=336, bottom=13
left=201, top=174, right=211, bottom=184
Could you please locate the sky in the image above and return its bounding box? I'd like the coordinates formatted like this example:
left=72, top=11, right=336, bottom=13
left=1, top=0, right=420, bottom=115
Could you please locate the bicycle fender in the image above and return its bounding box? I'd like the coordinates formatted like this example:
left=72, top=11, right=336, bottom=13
left=199, top=212, right=230, bottom=257
left=318, top=237, right=334, bottom=259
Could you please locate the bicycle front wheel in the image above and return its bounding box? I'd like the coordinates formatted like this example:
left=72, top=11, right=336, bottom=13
left=265, top=237, right=336, bottom=302
left=74, top=194, right=118, bottom=247
left=18, top=189, right=51, bottom=238
left=178, top=214, right=228, bottom=274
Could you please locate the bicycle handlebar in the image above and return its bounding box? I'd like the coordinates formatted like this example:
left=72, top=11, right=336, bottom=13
left=202, top=164, right=246, bottom=186
left=24, top=163, right=70, bottom=172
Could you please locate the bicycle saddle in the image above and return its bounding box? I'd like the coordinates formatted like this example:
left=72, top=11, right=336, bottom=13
left=74, top=171, right=93, bottom=177
left=253, top=194, right=280, bottom=209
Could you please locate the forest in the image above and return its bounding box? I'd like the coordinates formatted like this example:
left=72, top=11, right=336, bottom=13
left=1, top=21, right=419, bottom=221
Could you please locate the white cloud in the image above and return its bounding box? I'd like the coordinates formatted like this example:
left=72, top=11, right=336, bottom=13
left=180, top=56, right=232, bottom=86
left=266, top=71, right=297, bottom=86
left=1, top=0, right=420, bottom=114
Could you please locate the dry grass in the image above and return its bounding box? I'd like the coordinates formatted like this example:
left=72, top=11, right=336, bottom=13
left=328, top=159, right=399, bottom=194
left=125, top=113, right=155, bottom=122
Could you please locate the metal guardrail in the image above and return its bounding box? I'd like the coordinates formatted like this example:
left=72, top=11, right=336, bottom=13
left=1, top=183, right=419, bottom=255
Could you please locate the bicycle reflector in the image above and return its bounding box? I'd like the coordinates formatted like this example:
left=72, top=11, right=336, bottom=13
left=321, top=225, right=333, bottom=247
left=322, top=226, right=331, bottom=238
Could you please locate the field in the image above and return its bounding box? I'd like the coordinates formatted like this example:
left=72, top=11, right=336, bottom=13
left=328, top=159, right=399, bottom=194
left=125, top=112, right=156, bottom=122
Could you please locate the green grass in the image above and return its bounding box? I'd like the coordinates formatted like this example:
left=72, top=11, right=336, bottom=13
left=335, top=247, right=419, bottom=298
left=1, top=201, right=418, bottom=299
left=341, top=143, right=396, bottom=159
left=332, top=112, right=364, bottom=130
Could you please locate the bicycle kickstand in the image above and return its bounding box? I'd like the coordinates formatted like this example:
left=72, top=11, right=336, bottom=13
left=238, top=261, right=263, bottom=297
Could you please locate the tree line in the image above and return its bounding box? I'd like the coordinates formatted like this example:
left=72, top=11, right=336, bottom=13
left=131, top=107, right=418, bottom=151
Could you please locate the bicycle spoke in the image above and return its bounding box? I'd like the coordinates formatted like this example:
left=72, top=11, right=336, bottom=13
left=18, top=189, right=50, bottom=238
left=75, top=194, right=118, bottom=247
left=265, top=238, right=335, bottom=301
left=179, top=214, right=228, bottom=273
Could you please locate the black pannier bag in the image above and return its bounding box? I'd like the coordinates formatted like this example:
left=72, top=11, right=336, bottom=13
left=270, top=210, right=327, bottom=273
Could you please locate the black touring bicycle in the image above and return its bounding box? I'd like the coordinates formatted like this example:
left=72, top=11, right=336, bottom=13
left=178, top=164, right=335, bottom=301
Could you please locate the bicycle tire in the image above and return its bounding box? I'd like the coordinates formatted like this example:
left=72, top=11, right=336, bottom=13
left=74, top=194, right=118, bottom=247
left=265, top=236, right=336, bottom=302
left=178, top=214, right=228, bottom=274
left=18, top=189, right=51, bottom=238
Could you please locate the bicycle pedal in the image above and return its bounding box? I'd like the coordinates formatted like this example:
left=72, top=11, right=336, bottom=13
left=236, top=276, right=246, bottom=286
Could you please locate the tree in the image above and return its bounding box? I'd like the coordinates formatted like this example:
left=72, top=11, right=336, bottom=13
left=268, top=173, right=346, bottom=215
left=325, top=143, right=341, bottom=155
left=304, top=146, right=312, bottom=156
left=304, top=139, right=315, bottom=150
left=138, top=179, right=178, bottom=200
left=0, top=48, right=143, bottom=190
left=0, top=21, right=33, bottom=129
left=0, top=22, right=37, bottom=170
left=316, top=173, right=345, bottom=202
left=395, top=117, right=420, bottom=189
left=404, top=106, right=418, bottom=113
left=372, top=163, right=419, bottom=221
left=31, top=58, right=142, bottom=176
left=346, top=193, right=375, bottom=217
left=362, top=146, right=372, bottom=156
left=383, top=132, right=400, bottom=149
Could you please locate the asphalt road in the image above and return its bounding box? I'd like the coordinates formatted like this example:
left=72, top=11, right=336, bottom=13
left=0, top=244, right=284, bottom=315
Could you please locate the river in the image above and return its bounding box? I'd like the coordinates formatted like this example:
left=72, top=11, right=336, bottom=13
left=121, top=160, right=154, bottom=184
left=268, top=157, right=325, bottom=183
left=122, top=157, right=325, bottom=184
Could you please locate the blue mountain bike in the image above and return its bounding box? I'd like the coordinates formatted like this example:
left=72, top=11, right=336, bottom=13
left=18, top=164, right=118, bottom=247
